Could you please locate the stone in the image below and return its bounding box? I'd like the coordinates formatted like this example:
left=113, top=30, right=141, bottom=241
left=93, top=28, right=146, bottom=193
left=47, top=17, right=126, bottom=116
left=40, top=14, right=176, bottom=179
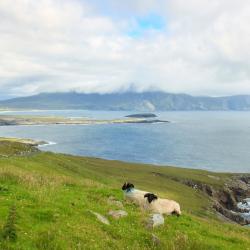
left=146, top=213, right=164, bottom=228
left=229, top=179, right=250, bottom=199
left=89, top=211, right=110, bottom=225
left=108, top=210, right=128, bottom=219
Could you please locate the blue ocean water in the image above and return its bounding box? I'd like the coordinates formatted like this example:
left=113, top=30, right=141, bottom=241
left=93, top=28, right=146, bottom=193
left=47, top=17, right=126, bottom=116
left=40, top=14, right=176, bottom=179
left=0, top=110, right=250, bottom=173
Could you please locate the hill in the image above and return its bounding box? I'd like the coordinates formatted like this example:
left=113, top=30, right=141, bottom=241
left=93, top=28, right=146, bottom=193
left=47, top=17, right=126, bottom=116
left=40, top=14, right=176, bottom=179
left=1, top=92, right=250, bottom=111
left=0, top=139, right=249, bottom=249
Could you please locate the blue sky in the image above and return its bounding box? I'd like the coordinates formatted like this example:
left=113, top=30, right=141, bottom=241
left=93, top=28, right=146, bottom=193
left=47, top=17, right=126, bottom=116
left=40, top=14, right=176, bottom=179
left=0, top=0, right=250, bottom=99
left=127, top=14, right=165, bottom=37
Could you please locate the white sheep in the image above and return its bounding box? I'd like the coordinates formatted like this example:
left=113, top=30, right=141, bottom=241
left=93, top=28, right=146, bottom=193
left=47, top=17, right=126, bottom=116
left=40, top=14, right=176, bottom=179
left=144, top=193, right=181, bottom=216
left=122, top=182, right=149, bottom=208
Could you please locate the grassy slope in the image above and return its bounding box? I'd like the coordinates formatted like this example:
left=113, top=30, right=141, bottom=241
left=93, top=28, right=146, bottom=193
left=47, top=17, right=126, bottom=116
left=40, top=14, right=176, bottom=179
left=0, top=142, right=249, bottom=249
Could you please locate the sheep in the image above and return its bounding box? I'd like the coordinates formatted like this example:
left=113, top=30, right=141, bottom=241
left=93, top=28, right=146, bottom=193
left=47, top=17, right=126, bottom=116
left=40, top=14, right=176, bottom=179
left=122, top=182, right=149, bottom=208
left=144, top=193, right=181, bottom=216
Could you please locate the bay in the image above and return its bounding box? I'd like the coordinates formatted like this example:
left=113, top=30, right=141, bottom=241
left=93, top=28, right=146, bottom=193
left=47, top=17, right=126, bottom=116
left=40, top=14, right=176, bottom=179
left=0, top=110, right=250, bottom=173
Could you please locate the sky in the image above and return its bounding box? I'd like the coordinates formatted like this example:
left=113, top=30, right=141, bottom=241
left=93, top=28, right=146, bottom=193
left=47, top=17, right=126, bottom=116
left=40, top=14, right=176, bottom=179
left=1, top=0, right=250, bottom=99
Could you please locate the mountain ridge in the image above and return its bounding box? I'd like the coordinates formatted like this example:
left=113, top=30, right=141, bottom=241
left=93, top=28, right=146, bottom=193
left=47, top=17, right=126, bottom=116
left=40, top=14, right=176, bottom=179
left=1, top=91, right=250, bottom=111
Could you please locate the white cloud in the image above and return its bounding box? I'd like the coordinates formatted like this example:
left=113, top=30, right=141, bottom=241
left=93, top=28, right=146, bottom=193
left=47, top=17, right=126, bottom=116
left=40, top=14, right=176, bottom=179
left=0, top=0, right=250, bottom=98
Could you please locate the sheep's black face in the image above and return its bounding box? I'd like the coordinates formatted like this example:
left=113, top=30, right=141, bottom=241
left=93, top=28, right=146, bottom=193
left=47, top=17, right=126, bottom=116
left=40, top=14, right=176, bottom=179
left=122, top=183, right=127, bottom=190
left=122, top=182, right=134, bottom=191
left=144, top=193, right=158, bottom=203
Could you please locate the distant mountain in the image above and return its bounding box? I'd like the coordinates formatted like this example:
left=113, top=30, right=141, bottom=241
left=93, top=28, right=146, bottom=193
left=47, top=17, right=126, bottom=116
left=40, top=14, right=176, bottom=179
left=1, top=92, right=250, bottom=111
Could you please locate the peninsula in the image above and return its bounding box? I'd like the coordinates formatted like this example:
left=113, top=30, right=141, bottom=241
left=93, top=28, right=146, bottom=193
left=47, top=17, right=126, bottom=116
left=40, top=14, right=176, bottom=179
left=0, top=115, right=169, bottom=126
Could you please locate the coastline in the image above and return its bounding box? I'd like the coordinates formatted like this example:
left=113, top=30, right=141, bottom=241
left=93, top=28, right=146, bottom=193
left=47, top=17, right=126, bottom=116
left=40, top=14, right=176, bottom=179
left=0, top=115, right=169, bottom=126
left=0, top=137, right=47, bottom=146
left=0, top=138, right=249, bottom=249
left=37, top=141, right=57, bottom=147
left=0, top=136, right=249, bottom=226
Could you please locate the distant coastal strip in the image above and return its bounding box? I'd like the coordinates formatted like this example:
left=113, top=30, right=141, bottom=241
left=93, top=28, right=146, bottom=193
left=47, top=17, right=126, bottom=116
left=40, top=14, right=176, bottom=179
left=0, top=137, right=47, bottom=146
left=0, top=115, right=169, bottom=126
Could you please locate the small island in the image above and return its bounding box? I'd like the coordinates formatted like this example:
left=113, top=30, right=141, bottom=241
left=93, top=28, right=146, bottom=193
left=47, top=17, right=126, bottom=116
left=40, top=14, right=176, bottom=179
left=125, top=113, right=157, bottom=118
left=125, top=113, right=168, bottom=123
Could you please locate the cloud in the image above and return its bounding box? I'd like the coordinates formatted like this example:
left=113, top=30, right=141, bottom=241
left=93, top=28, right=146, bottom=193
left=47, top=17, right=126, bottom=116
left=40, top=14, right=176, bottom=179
left=0, top=0, right=250, bottom=99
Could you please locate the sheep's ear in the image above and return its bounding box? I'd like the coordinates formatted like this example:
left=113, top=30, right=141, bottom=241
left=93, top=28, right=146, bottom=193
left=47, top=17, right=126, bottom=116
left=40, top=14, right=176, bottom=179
left=126, top=182, right=134, bottom=189
left=129, top=183, right=134, bottom=188
left=122, top=182, right=127, bottom=190
left=153, top=194, right=158, bottom=200
left=148, top=193, right=158, bottom=203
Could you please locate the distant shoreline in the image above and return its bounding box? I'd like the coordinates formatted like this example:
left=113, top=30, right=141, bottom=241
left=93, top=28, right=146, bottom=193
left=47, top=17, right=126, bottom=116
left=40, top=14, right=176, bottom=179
left=0, top=115, right=169, bottom=126
left=0, top=137, right=47, bottom=146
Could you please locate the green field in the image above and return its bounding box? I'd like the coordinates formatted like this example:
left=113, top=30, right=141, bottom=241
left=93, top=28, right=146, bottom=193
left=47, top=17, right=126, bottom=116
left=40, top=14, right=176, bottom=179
left=0, top=140, right=249, bottom=249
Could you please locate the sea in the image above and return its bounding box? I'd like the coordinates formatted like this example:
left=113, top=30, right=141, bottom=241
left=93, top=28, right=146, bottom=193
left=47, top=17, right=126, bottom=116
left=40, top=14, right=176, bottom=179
left=0, top=110, right=250, bottom=173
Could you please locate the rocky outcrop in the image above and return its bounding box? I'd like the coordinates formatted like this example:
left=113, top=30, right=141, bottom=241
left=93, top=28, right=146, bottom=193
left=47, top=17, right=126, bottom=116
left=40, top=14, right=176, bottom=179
left=190, top=176, right=250, bottom=225
left=185, top=176, right=250, bottom=225
left=228, top=178, right=250, bottom=201
left=89, top=211, right=110, bottom=225
left=146, top=214, right=165, bottom=229
left=151, top=171, right=250, bottom=225
left=108, top=210, right=128, bottom=219
left=213, top=202, right=248, bottom=225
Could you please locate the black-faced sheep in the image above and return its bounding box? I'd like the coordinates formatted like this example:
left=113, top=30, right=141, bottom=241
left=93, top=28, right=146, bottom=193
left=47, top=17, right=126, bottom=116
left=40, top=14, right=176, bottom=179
left=144, top=193, right=181, bottom=216
left=122, top=182, right=149, bottom=207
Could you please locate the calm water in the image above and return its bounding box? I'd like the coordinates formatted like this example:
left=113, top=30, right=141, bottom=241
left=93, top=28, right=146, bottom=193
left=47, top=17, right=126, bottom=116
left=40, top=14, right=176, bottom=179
left=0, top=110, right=250, bottom=173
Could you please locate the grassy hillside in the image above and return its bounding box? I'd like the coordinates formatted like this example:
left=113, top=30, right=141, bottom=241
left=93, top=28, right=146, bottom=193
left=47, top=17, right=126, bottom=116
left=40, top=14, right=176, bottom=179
left=0, top=141, right=249, bottom=249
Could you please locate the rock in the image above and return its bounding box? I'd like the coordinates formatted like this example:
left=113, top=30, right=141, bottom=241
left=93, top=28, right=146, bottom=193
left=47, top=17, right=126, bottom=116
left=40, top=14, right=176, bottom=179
left=108, top=210, right=128, bottom=219
left=229, top=179, right=250, bottom=200
left=217, top=188, right=237, bottom=210
left=183, top=180, right=215, bottom=197
left=146, top=214, right=164, bottom=228
left=239, top=176, right=250, bottom=184
left=151, top=171, right=250, bottom=225
left=242, top=200, right=248, bottom=205
left=213, top=202, right=250, bottom=225
left=89, top=211, right=110, bottom=225
left=151, top=234, right=161, bottom=246
left=107, top=196, right=124, bottom=208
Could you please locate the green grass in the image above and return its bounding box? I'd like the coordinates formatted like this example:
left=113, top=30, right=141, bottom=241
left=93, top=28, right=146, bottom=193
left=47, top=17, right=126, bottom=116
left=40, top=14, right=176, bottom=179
left=0, top=140, right=38, bottom=157
left=0, top=141, right=249, bottom=249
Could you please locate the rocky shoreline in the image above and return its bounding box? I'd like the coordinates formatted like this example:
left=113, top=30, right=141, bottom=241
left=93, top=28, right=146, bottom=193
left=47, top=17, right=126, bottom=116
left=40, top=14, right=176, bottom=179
left=212, top=176, right=250, bottom=225
left=0, top=137, right=47, bottom=146
left=152, top=172, right=250, bottom=225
